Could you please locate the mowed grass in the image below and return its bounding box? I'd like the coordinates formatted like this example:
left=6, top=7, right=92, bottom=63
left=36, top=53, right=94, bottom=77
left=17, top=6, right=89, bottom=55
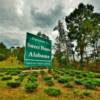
left=0, top=68, right=100, bottom=100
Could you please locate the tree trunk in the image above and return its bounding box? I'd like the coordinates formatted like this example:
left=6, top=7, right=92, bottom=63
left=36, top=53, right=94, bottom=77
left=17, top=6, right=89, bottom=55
left=72, top=53, right=75, bottom=62
left=80, top=51, right=84, bottom=67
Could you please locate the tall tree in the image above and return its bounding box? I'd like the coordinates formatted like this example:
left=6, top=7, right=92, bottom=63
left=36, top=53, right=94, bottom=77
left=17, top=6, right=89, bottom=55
left=65, top=3, right=100, bottom=66
left=90, top=13, right=100, bottom=62
left=53, top=20, right=71, bottom=66
left=37, top=31, right=49, bottom=40
left=16, top=47, right=25, bottom=63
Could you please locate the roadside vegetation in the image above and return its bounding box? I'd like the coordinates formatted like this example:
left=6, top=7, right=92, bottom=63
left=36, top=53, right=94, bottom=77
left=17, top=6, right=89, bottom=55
left=0, top=68, right=100, bottom=100
left=0, top=2, right=100, bottom=100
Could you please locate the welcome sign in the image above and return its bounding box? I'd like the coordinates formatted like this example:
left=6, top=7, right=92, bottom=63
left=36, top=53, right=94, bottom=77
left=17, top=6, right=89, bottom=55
left=24, top=32, right=52, bottom=68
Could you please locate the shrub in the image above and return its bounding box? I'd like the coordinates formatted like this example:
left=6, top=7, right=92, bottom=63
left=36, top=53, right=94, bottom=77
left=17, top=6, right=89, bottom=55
left=15, top=76, right=24, bottom=82
left=0, top=73, right=4, bottom=77
left=0, top=53, right=7, bottom=61
left=18, top=72, right=28, bottom=81
left=86, top=72, right=95, bottom=78
left=58, top=76, right=68, bottom=83
left=7, top=80, right=21, bottom=88
left=44, top=76, right=54, bottom=86
left=28, top=75, right=37, bottom=82
left=64, top=82, right=74, bottom=88
left=73, top=89, right=80, bottom=96
left=45, top=80, right=54, bottom=86
left=19, top=72, right=27, bottom=77
left=82, top=90, right=90, bottom=96
left=5, top=70, right=21, bottom=75
left=25, top=82, right=33, bottom=92
left=69, top=73, right=75, bottom=76
left=48, top=69, right=52, bottom=74
left=40, top=70, right=46, bottom=76
left=82, top=79, right=96, bottom=89
left=57, top=71, right=64, bottom=75
left=32, top=71, right=39, bottom=77
left=44, top=76, right=52, bottom=81
left=76, top=74, right=84, bottom=79
left=25, top=82, right=38, bottom=93
left=53, top=74, right=59, bottom=80
left=44, top=87, right=61, bottom=96
left=58, top=76, right=73, bottom=84
left=75, top=78, right=99, bottom=89
left=94, top=73, right=100, bottom=78
left=1, top=75, right=12, bottom=80
left=94, top=80, right=100, bottom=87
left=75, top=79, right=83, bottom=85
left=73, top=89, right=84, bottom=98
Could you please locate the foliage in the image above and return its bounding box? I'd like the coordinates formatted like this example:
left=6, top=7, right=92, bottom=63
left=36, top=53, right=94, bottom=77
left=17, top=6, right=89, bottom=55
left=7, top=80, right=21, bottom=88
left=25, top=81, right=38, bottom=93
left=0, top=68, right=100, bottom=99
left=37, top=31, right=49, bottom=40
left=58, top=76, right=73, bottom=84
left=82, top=90, right=90, bottom=96
left=28, top=75, right=37, bottom=82
left=16, top=47, right=24, bottom=62
left=75, top=78, right=100, bottom=89
left=46, top=80, right=54, bottom=86
left=58, top=76, right=68, bottom=83
left=94, top=73, right=100, bottom=78
left=64, top=82, right=74, bottom=88
left=5, top=69, right=21, bottom=75
left=31, top=71, right=39, bottom=77
left=0, top=42, right=10, bottom=61
left=65, top=3, right=100, bottom=66
left=44, top=76, right=54, bottom=86
left=40, top=70, right=47, bottom=76
left=44, top=87, right=61, bottom=96
left=44, top=76, right=52, bottom=81
left=1, top=75, right=12, bottom=80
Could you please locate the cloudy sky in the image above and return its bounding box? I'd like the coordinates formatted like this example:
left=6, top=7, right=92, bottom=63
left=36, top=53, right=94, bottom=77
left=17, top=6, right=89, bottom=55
left=0, top=0, right=100, bottom=48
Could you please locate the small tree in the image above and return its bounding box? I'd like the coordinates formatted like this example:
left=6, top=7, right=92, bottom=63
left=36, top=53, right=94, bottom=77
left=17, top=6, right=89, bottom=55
left=53, top=20, right=69, bottom=67
left=0, top=42, right=10, bottom=61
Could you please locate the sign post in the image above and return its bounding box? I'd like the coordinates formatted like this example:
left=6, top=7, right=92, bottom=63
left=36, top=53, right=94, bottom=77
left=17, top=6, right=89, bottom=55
left=24, top=32, right=52, bottom=68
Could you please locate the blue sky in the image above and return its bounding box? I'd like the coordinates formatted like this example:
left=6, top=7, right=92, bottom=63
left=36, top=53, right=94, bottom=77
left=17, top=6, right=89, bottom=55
left=0, top=0, right=100, bottom=47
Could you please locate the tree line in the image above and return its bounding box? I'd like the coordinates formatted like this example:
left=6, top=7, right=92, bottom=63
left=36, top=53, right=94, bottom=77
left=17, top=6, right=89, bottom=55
left=53, top=3, right=100, bottom=67
left=0, top=3, right=100, bottom=68
left=0, top=32, right=49, bottom=63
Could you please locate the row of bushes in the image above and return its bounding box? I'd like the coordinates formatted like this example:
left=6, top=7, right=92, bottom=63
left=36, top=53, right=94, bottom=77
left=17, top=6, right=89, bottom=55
left=75, top=78, right=100, bottom=89
left=52, top=68, right=100, bottom=90
left=6, top=73, right=26, bottom=88
left=53, top=68, right=100, bottom=79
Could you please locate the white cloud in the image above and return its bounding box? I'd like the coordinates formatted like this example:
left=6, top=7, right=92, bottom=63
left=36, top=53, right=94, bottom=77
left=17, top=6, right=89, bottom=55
left=16, top=0, right=24, bottom=16
left=0, top=0, right=99, bottom=47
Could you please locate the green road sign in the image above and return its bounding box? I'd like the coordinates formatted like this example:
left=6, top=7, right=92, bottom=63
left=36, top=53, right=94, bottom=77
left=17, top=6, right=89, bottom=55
left=24, top=32, right=52, bottom=68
